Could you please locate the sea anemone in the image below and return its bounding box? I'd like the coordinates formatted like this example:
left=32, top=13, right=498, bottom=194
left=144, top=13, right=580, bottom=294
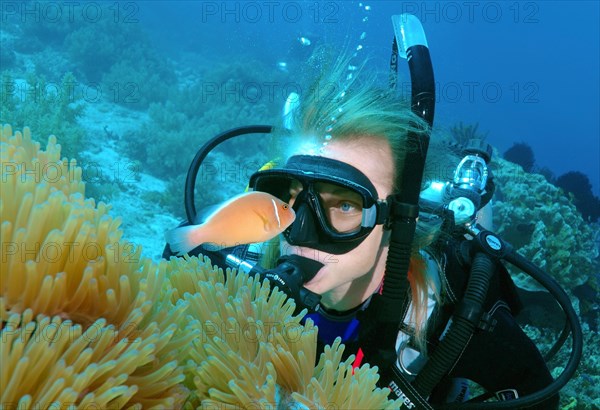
left=1, top=125, right=399, bottom=409
left=1, top=125, right=193, bottom=408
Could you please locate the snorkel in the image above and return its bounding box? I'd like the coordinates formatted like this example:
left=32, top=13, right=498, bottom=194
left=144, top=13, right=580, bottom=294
left=357, top=11, right=436, bottom=399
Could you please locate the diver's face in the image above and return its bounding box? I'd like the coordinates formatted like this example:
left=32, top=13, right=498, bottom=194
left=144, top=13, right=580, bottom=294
left=281, top=136, right=394, bottom=310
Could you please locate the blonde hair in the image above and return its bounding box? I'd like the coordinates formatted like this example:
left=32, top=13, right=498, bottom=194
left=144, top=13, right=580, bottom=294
left=269, top=52, right=455, bottom=350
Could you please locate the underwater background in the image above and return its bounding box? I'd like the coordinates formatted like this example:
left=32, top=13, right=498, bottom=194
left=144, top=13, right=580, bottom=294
left=1, top=0, right=598, bottom=408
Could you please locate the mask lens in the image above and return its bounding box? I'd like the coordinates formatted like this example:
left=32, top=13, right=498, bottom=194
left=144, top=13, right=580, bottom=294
left=252, top=175, right=295, bottom=202
left=253, top=175, right=309, bottom=207
left=313, top=182, right=364, bottom=234
left=251, top=174, right=370, bottom=235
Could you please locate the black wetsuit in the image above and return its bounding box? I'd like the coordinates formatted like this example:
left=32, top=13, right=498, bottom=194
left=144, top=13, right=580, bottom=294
left=430, top=305, right=558, bottom=408
left=427, top=243, right=559, bottom=408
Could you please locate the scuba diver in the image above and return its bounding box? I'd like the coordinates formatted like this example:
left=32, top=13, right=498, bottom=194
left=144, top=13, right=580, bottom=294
left=165, top=14, right=581, bottom=409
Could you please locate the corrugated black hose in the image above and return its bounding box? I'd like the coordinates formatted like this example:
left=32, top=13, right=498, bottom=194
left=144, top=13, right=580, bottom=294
left=413, top=251, right=495, bottom=396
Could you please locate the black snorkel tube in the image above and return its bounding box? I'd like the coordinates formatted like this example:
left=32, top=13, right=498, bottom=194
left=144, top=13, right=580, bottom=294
left=359, top=12, right=436, bottom=393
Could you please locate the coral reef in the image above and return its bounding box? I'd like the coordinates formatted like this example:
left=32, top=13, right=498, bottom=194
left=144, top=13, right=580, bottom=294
left=1, top=125, right=399, bottom=408
left=122, top=58, right=284, bottom=176
left=491, top=156, right=600, bottom=409
left=555, top=171, right=600, bottom=222
left=449, top=121, right=489, bottom=146
left=492, top=157, right=598, bottom=290
left=0, top=41, right=15, bottom=69
left=503, top=141, right=536, bottom=173
left=6, top=3, right=175, bottom=110
left=0, top=72, right=86, bottom=159
left=64, top=17, right=177, bottom=109
left=501, top=140, right=600, bottom=222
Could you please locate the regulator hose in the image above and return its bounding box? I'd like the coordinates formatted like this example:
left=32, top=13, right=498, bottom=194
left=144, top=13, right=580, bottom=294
left=184, top=125, right=273, bottom=223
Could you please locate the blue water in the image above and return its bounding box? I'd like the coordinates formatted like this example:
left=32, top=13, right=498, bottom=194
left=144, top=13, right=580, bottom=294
left=1, top=1, right=598, bottom=192
left=138, top=0, right=600, bottom=196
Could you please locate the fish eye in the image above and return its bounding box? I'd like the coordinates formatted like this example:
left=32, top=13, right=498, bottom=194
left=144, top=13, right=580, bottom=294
left=283, top=203, right=289, bottom=209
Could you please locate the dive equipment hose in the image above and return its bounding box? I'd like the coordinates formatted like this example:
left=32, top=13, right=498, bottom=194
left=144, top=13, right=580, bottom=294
left=434, top=226, right=583, bottom=409
left=184, top=125, right=272, bottom=223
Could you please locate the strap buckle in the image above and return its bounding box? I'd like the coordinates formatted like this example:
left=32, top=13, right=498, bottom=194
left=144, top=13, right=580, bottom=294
left=495, top=388, right=519, bottom=401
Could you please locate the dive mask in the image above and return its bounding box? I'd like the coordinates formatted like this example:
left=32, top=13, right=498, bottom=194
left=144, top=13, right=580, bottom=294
left=249, top=155, right=389, bottom=254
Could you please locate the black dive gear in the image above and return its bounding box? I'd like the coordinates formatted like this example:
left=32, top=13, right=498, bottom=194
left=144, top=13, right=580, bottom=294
left=249, top=155, right=389, bottom=254
left=421, top=139, right=495, bottom=226
left=226, top=252, right=324, bottom=312
left=421, top=225, right=582, bottom=409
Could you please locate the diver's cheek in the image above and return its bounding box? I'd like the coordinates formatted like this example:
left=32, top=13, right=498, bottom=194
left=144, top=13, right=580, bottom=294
left=302, top=267, right=328, bottom=291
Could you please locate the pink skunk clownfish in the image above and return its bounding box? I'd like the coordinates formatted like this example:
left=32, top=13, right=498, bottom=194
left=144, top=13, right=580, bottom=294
left=165, top=191, right=295, bottom=255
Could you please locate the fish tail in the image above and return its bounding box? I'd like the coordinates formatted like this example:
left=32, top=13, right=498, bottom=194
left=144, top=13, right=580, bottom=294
left=165, top=225, right=201, bottom=255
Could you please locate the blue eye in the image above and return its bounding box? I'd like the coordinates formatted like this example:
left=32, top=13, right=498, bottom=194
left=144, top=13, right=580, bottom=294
left=339, top=202, right=355, bottom=212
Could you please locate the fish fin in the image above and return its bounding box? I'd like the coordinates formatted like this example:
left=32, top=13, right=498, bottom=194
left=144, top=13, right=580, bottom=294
left=165, top=225, right=201, bottom=255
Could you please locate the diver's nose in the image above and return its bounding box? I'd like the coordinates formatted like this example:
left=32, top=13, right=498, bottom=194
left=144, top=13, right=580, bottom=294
left=285, top=191, right=320, bottom=247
